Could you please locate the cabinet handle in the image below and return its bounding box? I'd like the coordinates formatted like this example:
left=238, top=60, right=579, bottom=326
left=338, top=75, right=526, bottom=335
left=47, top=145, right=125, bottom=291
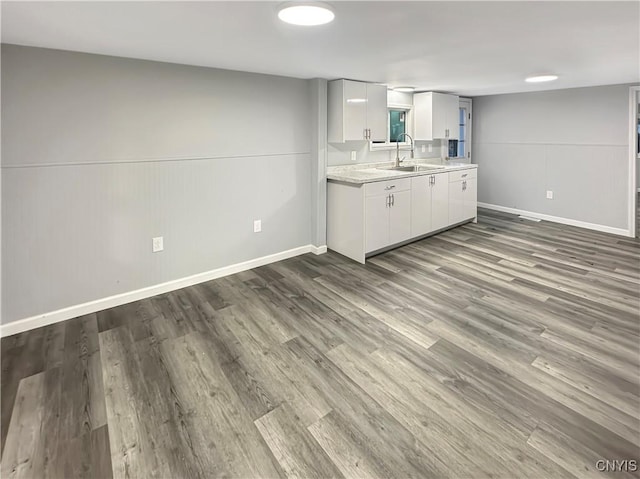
left=384, top=185, right=396, bottom=190
left=391, top=193, right=395, bottom=206
left=462, top=173, right=467, bottom=178
left=386, top=194, right=389, bottom=207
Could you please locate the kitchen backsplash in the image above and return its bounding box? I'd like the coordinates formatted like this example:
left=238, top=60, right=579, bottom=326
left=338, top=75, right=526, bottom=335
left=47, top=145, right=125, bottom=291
left=328, top=140, right=445, bottom=166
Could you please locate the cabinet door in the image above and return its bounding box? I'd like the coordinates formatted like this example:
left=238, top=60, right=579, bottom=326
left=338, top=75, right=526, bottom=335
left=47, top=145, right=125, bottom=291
left=446, top=94, right=460, bottom=140
left=448, top=180, right=465, bottom=225
left=462, top=178, right=477, bottom=220
left=413, top=92, right=432, bottom=140
left=389, top=190, right=412, bottom=245
left=344, top=80, right=368, bottom=141
left=431, top=93, right=449, bottom=139
left=366, top=83, right=388, bottom=142
left=431, top=174, right=450, bottom=232
left=365, top=194, right=390, bottom=253
left=410, top=176, right=431, bottom=237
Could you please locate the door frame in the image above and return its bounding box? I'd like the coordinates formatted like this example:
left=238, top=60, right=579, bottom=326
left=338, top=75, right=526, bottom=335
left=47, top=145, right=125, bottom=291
left=459, top=97, right=472, bottom=162
left=628, top=86, right=639, bottom=237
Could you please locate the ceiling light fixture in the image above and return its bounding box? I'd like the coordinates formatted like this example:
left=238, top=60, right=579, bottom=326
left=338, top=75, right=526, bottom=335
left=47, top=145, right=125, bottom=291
left=525, top=74, right=559, bottom=83
left=277, top=2, right=335, bottom=26
left=393, top=87, right=415, bottom=93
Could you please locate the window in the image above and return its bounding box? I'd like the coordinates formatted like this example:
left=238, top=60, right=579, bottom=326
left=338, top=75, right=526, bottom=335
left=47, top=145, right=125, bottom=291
left=370, top=105, right=412, bottom=150
left=389, top=109, right=407, bottom=143
left=456, top=98, right=472, bottom=160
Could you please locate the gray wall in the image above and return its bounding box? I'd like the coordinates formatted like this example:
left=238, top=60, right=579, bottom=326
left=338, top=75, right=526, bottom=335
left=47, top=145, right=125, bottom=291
left=472, top=84, right=635, bottom=230
left=2, top=44, right=314, bottom=324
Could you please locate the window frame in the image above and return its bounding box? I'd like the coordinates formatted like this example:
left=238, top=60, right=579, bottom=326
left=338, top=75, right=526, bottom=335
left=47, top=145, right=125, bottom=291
left=369, top=102, right=414, bottom=151
left=453, top=97, right=472, bottom=161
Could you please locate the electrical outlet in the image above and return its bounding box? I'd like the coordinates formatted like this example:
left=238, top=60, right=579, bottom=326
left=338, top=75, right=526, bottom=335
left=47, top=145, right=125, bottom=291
left=546, top=190, right=554, bottom=200
left=253, top=219, right=262, bottom=233
left=350, top=150, right=357, bottom=162
left=421, top=145, right=426, bottom=153
left=428, top=144, right=432, bottom=153
left=152, top=236, right=164, bottom=252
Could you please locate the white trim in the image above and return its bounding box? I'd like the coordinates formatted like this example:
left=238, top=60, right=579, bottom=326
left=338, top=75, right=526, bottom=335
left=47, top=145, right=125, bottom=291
left=0, top=244, right=326, bottom=337
left=628, top=86, right=639, bottom=238
left=459, top=97, right=472, bottom=162
left=310, top=245, right=327, bottom=255
left=478, top=202, right=631, bottom=237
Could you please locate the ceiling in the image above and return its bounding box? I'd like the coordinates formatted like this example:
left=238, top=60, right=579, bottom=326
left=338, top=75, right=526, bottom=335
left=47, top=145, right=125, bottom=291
left=2, top=1, right=639, bottom=96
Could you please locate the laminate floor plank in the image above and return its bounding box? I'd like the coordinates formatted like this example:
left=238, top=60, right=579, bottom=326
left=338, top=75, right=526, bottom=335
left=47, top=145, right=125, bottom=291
left=527, top=421, right=638, bottom=479
left=531, top=355, right=640, bottom=419
left=254, top=402, right=344, bottom=479
left=1, top=320, right=65, bottom=456
left=158, top=332, right=285, bottom=479
left=3, top=209, right=639, bottom=478
left=423, top=317, right=640, bottom=447
left=426, top=339, right=640, bottom=461
left=1, top=370, right=52, bottom=479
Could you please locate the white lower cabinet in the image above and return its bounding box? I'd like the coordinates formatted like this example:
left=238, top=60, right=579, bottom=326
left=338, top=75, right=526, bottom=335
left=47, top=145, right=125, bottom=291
left=365, top=178, right=411, bottom=253
left=327, top=167, right=477, bottom=264
left=411, top=173, right=449, bottom=237
left=448, top=168, right=478, bottom=225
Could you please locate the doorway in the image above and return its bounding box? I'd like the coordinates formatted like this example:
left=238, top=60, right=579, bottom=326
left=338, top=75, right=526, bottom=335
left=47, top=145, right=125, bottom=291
left=631, top=88, right=640, bottom=237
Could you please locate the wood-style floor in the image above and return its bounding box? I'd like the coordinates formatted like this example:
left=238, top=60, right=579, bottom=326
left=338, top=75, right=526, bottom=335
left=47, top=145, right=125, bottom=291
left=2, top=208, right=639, bottom=479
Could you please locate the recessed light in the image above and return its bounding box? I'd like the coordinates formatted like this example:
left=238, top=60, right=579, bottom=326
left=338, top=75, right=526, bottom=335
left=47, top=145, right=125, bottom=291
left=393, top=87, right=415, bottom=93
left=278, top=2, right=335, bottom=26
left=525, top=75, right=559, bottom=83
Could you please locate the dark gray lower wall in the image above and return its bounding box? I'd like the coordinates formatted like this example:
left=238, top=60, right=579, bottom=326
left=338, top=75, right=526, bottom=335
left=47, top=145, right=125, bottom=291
left=1, top=45, right=313, bottom=324
left=472, top=84, right=636, bottom=232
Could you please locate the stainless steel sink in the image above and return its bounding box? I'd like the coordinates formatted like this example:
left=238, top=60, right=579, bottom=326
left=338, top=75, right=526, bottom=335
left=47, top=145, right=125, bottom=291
left=378, top=165, right=445, bottom=172
left=416, top=165, right=445, bottom=171
left=381, top=166, right=419, bottom=172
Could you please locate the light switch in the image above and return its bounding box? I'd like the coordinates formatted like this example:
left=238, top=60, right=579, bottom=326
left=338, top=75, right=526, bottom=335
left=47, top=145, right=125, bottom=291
left=546, top=190, right=553, bottom=199
left=350, top=150, right=357, bottom=162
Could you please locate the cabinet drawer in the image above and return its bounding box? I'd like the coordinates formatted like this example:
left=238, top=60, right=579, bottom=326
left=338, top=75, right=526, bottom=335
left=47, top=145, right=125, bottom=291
left=365, top=177, right=411, bottom=197
left=448, top=168, right=477, bottom=183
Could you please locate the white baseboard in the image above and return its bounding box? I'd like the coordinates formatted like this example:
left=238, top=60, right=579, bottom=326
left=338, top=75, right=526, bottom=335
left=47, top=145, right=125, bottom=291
left=478, top=202, right=632, bottom=237
left=311, top=245, right=327, bottom=255
left=1, top=244, right=327, bottom=338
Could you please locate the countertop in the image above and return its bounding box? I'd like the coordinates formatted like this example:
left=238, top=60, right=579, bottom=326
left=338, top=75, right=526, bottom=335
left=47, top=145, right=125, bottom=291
left=327, top=160, right=477, bottom=185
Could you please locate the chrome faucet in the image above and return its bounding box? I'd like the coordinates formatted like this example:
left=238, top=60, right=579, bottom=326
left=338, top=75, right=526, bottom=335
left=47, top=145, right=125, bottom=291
left=395, top=133, right=414, bottom=167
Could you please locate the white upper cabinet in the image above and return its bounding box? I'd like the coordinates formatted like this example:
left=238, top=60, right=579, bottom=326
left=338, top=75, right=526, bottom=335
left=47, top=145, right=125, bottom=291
left=364, top=83, right=387, bottom=142
left=414, top=92, right=459, bottom=140
left=328, top=80, right=387, bottom=143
